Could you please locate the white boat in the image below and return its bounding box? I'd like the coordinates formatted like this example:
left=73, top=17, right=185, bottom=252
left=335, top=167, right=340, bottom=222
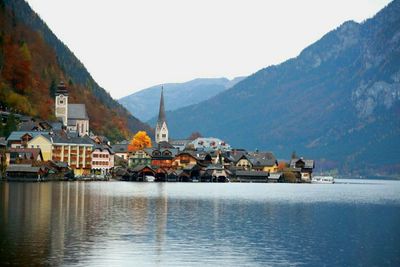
left=145, top=175, right=155, bottom=182
left=312, top=176, right=335, bottom=184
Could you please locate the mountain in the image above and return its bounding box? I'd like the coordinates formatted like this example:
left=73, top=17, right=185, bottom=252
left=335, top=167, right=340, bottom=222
left=0, top=0, right=151, bottom=141
left=119, top=77, right=245, bottom=122
left=164, top=1, right=400, bottom=175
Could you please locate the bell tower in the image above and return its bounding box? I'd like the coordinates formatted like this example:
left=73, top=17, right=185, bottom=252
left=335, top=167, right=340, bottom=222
left=55, top=81, right=68, bottom=126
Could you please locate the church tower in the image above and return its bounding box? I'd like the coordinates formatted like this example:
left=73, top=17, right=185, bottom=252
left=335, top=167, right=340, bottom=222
left=55, top=81, right=68, bottom=126
left=155, top=87, right=169, bottom=143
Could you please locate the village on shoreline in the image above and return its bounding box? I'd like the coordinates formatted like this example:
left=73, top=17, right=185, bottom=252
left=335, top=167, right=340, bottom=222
left=0, top=82, right=316, bottom=183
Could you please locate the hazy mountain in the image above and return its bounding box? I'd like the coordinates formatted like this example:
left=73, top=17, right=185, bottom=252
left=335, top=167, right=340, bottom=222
left=0, top=0, right=152, bottom=141
left=164, top=1, right=400, bottom=174
left=119, top=77, right=245, bottom=121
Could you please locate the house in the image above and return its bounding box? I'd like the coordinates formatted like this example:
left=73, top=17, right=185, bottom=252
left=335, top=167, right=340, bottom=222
left=204, top=164, right=229, bottom=182
left=6, top=131, right=50, bottom=148
left=26, top=134, right=53, bottom=161
left=248, top=151, right=279, bottom=173
left=112, top=142, right=129, bottom=161
left=91, top=144, right=115, bottom=175
left=128, top=149, right=152, bottom=168
left=9, top=148, right=43, bottom=164
left=52, top=135, right=94, bottom=176
left=289, top=158, right=315, bottom=182
left=234, top=152, right=278, bottom=173
left=55, top=82, right=89, bottom=136
left=173, top=151, right=198, bottom=169
left=235, top=154, right=253, bottom=170
left=149, top=148, right=179, bottom=170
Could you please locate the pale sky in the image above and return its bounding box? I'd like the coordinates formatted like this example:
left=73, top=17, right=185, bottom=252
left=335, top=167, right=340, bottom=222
left=26, top=0, right=391, bottom=99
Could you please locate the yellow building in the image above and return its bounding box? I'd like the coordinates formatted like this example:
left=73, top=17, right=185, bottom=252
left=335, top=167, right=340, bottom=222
left=27, top=134, right=53, bottom=161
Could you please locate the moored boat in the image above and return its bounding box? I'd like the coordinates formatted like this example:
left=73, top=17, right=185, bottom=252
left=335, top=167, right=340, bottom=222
left=312, top=176, right=335, bottom=184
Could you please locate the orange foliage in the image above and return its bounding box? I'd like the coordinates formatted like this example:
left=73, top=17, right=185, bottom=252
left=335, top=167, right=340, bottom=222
left=128, top=131, right=152, bottom=151
left=277, top=161, right=288, bottom=171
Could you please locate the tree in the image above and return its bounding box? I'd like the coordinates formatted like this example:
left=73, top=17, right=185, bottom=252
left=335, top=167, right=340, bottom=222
left=283, top=171, right=297, bottom=183
left=49, top=79, right=57, bottom=97
left=188, top=131, right=202, bottom=140
left=277, top=161, right=288, bottom=172
left=128, top=131, right=152, bottom=151
left=4, top=113, right=17, bottom=138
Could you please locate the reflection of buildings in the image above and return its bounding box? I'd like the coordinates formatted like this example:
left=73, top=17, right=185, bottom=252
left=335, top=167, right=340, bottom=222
left=0, top=183, right=171, bottom=265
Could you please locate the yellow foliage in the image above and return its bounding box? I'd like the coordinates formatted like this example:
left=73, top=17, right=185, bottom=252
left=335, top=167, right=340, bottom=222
left=128, top=131, right=152, bottom=151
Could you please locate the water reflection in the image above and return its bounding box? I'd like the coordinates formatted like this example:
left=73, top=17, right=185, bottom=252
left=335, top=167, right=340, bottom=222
left=0, top=181, right=399, bottom=266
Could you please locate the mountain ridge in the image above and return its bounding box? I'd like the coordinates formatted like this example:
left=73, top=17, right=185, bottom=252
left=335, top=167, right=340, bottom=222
left=119, top=76, right=245, bottom=122
left=0, top=0, right=152, bottom=140
left=163, top=0, right=400, bottom=174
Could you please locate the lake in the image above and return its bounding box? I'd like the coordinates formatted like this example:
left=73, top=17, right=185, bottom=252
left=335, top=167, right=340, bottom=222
left=0, top=180, right=399, bottom=266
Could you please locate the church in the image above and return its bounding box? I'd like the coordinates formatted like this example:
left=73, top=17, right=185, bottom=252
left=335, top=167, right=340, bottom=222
left=55, top=82, right=89, bottom=136
left=155, top=87, right=169, bottom=144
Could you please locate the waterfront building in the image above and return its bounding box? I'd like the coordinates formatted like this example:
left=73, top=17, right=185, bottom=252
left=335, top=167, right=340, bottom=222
left=173, top=151, right=198, bottom=169
left=128, top=149, right=152, bottom=167
left=234, top=170, right=269, bottom=183
left=289, top=158, right=315, bottom=182
left=149, top=148, right=179, bottom=170
left=9, top=148, right=43, bottom=164
left=234, top=151, right=278, bottom=173
left=91, top=144, right=115, bottom=175
left=155, top=87, right=169, bottom=144
left=26, top=134, right=53, bottom=161
left=52, top=135, right=93, bottom=175
left=112, top=141, right=129, bottom=161
left=6, top=131, right=50, bottom=148
left=55, top=82, right=89, bottom=136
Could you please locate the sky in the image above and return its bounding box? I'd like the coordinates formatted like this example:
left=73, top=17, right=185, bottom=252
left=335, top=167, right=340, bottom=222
left=26, top=0, right=391, bottom=99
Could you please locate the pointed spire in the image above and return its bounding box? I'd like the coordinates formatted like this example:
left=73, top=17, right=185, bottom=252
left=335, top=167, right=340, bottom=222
left=157, top=86, right=166, bottom=124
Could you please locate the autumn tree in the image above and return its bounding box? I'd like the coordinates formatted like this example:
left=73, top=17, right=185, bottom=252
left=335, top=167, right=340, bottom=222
left=277, top=161, right=288, bottom=172
left=128, top=131, right=152, bottom=151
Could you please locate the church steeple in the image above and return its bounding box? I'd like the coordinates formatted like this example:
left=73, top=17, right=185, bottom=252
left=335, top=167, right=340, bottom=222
left=155, top=86, right=169, bottom=143
left=157, top=86, right=166, bottom=125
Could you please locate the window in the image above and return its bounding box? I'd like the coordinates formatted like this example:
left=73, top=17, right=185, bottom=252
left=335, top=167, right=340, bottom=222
left=31, top=145, right=34, bottom=148
left=162, top=134, right=166, bottom=138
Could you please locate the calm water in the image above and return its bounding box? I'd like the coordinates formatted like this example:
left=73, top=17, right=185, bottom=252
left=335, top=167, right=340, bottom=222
left=0, top=180, right=400, bottom=266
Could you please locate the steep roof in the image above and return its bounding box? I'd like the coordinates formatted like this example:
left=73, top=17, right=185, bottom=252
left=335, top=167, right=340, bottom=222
left=67, top=104, right=88, bottom=120
left=7, top=131, right=51, bottom=141
left=52, top=134, right=93, bottom=145
left=157, top=87, right=166, bottom=126
left=290, top=158, right=315, bottom=169
left=56, top=81, right=68, bottom=96
left=112, top=143, right=129, bottom=153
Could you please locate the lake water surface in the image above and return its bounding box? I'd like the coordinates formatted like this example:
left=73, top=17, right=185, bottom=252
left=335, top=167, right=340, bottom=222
left=0, top=180, right=400, bottom=266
